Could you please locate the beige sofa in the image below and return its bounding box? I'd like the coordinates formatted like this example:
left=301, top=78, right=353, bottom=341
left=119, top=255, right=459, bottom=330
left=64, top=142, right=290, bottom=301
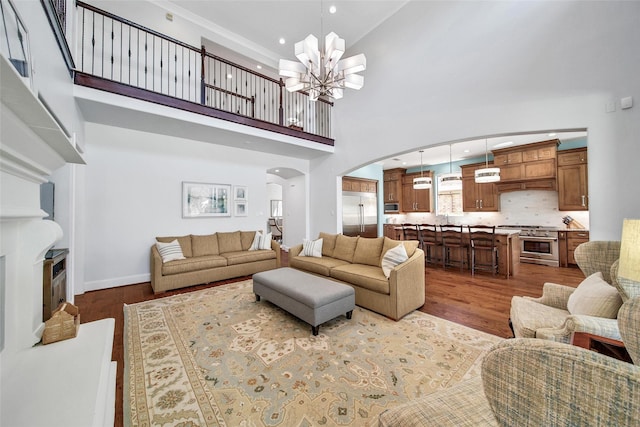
left=288, top=233, right=425, bottom=320
left=151, top=231, right=280, bottom=293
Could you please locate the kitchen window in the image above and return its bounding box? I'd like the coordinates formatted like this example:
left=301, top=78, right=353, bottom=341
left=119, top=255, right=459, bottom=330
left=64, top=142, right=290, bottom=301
left=436, top=174, right=463, bottom=216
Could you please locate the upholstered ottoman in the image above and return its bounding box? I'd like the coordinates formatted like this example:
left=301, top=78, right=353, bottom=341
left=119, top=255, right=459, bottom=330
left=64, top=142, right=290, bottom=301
left=253, top=267, right=355, bottom=335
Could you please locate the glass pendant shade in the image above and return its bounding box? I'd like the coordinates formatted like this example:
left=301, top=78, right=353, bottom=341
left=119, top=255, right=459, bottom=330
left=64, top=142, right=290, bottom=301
left=475, top=167, right=501, bottom=183
left=475, top=138, right=500, bottom=183
left=413, top=176, right=432, bottom=189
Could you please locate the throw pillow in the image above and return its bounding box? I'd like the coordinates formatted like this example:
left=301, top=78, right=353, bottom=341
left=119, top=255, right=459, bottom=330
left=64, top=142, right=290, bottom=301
left=156, top=239, right=185, bottom=263
left=300, top=238, right=323, bottom=257
left=567, top=272, right=623, bottom=318
left=381, top=243, right=408, bottom=278
left=259, top=232, right=273, bottom=250
left=249, top=232, right=262, bottom=251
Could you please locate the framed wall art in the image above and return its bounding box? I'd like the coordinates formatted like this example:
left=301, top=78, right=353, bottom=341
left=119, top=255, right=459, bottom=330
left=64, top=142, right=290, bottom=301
left=234, top=185, right=247, bottom=201
left=234, top=201, right=248, bottom=217
left=182, top=182, right=231, bottom=217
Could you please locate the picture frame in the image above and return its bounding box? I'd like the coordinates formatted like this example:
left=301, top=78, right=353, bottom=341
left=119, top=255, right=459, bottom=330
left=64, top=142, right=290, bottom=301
left=182, top=182, right=231, bottom=217
left=234, top=185, right=248, bottom=201
left=234, top=201, right=248, bottom=217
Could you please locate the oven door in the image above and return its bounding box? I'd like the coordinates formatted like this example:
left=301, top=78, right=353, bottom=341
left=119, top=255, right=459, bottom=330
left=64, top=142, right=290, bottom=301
left=520, top=236, right=559, bottom=267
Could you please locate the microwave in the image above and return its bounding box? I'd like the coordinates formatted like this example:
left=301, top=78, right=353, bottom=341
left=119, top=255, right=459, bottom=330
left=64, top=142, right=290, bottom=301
left=384, top=203, right=400, bottom=213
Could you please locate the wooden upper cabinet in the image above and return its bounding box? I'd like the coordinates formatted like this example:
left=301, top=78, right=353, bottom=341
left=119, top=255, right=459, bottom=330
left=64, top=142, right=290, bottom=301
left=343, top=176, right=377, bottom=193
left=491, top=139, right=559, bottom=185
left=401, top=172, right=432, bottom=212
left=460, top=163, right=499, bottom=212
left=383, top=168, right=404, bottom=203
left=558, top=147, right=588, bottom=210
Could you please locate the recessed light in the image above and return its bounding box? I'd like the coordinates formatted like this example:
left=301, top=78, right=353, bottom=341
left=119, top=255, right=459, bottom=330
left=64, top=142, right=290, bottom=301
left=464, top=149, right=470, bottom=153
left=402, top=161, right=407, bottom=165
left=329, top=5, right=337, bottom=14
left=493, top=141, right=514, bottom=149
left=275, top=169, right=280, bottom=173
left=548, top=132, right=557, bottom=137
left=279, top=38, right=286, bottom=45
left=226, top=73, right=233, bottom=79
left=256, top=64, right=262, bottom=70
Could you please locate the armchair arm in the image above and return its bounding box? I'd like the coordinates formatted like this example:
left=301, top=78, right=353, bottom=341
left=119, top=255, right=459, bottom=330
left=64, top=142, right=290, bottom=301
left=150, top=244, right=163, bottom=290
left=388, top=248, right=426, bottom=320
left=482, top=339, right=640, bottom=427
left=525, top=282, right=575, bottom=310
left=536, top=315, right=621, bottom=343
left=289, top=244, right=303, bottom=258
left=270, top=239, right=282, bottom=267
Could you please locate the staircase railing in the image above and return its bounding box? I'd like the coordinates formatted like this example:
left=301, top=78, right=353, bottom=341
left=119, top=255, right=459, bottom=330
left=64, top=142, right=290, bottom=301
left=75, top=1, right=332, bottom=140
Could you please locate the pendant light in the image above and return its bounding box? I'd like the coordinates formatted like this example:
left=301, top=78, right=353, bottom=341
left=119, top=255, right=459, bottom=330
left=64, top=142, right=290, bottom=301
left=440, top=144, right=462, bottom=190
left=413, top=150, right=432, bottom=189
left=475, top=139, right=500, bottom=183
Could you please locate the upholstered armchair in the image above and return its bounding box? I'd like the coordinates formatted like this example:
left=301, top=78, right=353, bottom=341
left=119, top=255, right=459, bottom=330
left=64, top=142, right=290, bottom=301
left=510, top=241, right=623, bottom=343
left=378, top=296, right=640, bottom=426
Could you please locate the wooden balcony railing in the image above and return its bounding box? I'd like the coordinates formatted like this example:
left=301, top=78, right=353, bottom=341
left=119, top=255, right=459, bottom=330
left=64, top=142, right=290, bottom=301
left=74, top=1, right=333, bottom=145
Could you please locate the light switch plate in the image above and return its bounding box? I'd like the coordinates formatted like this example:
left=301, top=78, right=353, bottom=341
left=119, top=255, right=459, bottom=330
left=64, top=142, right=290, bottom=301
left=621, top=96, right=633, bottom=109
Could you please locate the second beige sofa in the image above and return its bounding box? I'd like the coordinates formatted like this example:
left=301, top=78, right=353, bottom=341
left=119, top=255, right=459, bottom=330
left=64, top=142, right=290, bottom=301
left=289, top=233, right=425, bottom=320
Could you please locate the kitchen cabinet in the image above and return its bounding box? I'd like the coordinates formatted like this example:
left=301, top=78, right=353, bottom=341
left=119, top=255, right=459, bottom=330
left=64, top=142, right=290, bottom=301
left=559, top=230, right=590, bottom=267
left=343, top=176, right=377, bottom=193
left=461, top=163, right=499, bottom=212
left=491, top=139, right=559, bottom=188
left=558, top=147, right=588, bottom=211
left=383, top=168, right=404, bottom=204
left=383, top=224, right=402, bottom=240
left=401, top=172, right=432, bottom=212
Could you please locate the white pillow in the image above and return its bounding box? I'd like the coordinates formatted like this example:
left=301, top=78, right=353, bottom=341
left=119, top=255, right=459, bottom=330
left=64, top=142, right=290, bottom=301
left=249, top=232, right=262, bottom=251
left=300, top=238, right=323, bottom=257
left=381, top=243, right=408, bottom=278
left=156, top=239, right=185, bottom=263
left=259, top=232, right=272, bottom=250
left=567, top=272, right=623, bottom=318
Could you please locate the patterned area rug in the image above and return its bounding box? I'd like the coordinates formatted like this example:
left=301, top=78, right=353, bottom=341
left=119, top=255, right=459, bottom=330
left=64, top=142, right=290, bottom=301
left=124, top=280, right=502, bottom=426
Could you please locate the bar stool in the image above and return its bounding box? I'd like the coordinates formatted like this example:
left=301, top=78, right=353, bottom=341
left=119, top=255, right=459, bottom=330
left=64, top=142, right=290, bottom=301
left=418, top=224, right=441, bottom=266
left=468, top=225, right=498, bottom=276
left=440, top=224, right=469, bottom=271
left=402, top=223, right=419, bottom=241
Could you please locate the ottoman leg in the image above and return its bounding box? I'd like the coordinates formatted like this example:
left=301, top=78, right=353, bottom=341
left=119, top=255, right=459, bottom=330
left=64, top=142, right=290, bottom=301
left=255, top=294, right=261, bottom=302
left=346, top=310, right=353, bottom=319
left=312, top=325, right=319, bottom=336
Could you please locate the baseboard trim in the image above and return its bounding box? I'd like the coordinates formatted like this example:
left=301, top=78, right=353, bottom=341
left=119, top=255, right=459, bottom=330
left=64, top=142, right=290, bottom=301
left=84, top=273, right=150, bottom=292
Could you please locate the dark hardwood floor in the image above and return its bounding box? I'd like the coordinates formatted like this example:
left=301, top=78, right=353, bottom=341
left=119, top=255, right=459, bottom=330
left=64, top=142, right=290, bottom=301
left=74, top=252, right=585, bottom=427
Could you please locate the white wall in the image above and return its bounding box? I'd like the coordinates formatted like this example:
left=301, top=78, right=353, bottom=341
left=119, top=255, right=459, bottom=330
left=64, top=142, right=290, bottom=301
left=79, top=123, right=308, bottom=292
left=310, top=1, right=640, bottom=241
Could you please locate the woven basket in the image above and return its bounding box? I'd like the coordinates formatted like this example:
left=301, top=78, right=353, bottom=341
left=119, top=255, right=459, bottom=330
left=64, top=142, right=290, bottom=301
left=42, top=302, right=80, bottom=345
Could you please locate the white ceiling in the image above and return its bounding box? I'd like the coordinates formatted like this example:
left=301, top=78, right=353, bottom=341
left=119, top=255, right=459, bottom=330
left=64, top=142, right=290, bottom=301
left=165, top=0, right=409, bottom=67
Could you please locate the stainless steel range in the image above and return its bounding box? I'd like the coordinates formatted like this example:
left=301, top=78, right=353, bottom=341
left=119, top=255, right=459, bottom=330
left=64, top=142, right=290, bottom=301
left=498, top=225, right=560, bottom=267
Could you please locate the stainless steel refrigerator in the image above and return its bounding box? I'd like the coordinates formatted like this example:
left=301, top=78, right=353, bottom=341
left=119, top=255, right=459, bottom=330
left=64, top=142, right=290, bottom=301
left=342, top=191, right=378, bottom=237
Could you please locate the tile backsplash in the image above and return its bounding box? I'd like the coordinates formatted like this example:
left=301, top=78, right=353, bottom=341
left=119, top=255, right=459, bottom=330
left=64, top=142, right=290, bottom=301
left=387, top=190, right=590, bottom=229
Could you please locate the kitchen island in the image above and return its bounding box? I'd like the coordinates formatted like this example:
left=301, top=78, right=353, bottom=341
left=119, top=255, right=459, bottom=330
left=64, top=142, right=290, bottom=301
left=383, top=224, right=521, bottom=278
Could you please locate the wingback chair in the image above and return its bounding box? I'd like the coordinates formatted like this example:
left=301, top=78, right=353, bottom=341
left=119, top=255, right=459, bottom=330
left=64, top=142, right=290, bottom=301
left=378, top=296, right=640, bottom=426
left=510, top=241, right=623, bottom=343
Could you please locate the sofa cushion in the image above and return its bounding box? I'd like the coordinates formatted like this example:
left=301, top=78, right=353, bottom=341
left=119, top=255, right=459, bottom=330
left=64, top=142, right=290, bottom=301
left=224, top=250, right=276, bottom=266
left=380, top=237, right=418, bottom=265
left=161, top=255, right=227, bottom=275
left=567, top=272, right=623, bottom=318
left=156, top=240, right=186, bottom=263
left=381, top=243, right=408, bottom=278
left=510, top=296, right=570, bottom=338
left=330, top=264, right=389, bottom=295
left=332, top=235, right=359, bottom=263
left=300, top=238, right=323, bottom=257
left=156, top=235, right=193, bottom=258
left=353, top=237, right=384, bottom=267
left=319, top=232, right=338, bottom=257
left=290, top=256, right=350, bottom=277
left=240, top=231, right=258, bottom=251
left=191, top=234, right=219, bottom=256
left=218, top=231, right=243, bottom=253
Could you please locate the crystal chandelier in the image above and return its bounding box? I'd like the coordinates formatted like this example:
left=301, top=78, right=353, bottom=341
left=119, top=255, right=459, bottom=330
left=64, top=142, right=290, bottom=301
left=278, top=7, right=366, bottom=101
left=475, top=139, right=501, bottom=183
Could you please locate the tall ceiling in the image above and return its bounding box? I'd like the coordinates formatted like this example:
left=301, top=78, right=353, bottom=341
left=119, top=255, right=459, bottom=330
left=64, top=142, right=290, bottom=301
left=165, top=0, right=409, bottom=67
